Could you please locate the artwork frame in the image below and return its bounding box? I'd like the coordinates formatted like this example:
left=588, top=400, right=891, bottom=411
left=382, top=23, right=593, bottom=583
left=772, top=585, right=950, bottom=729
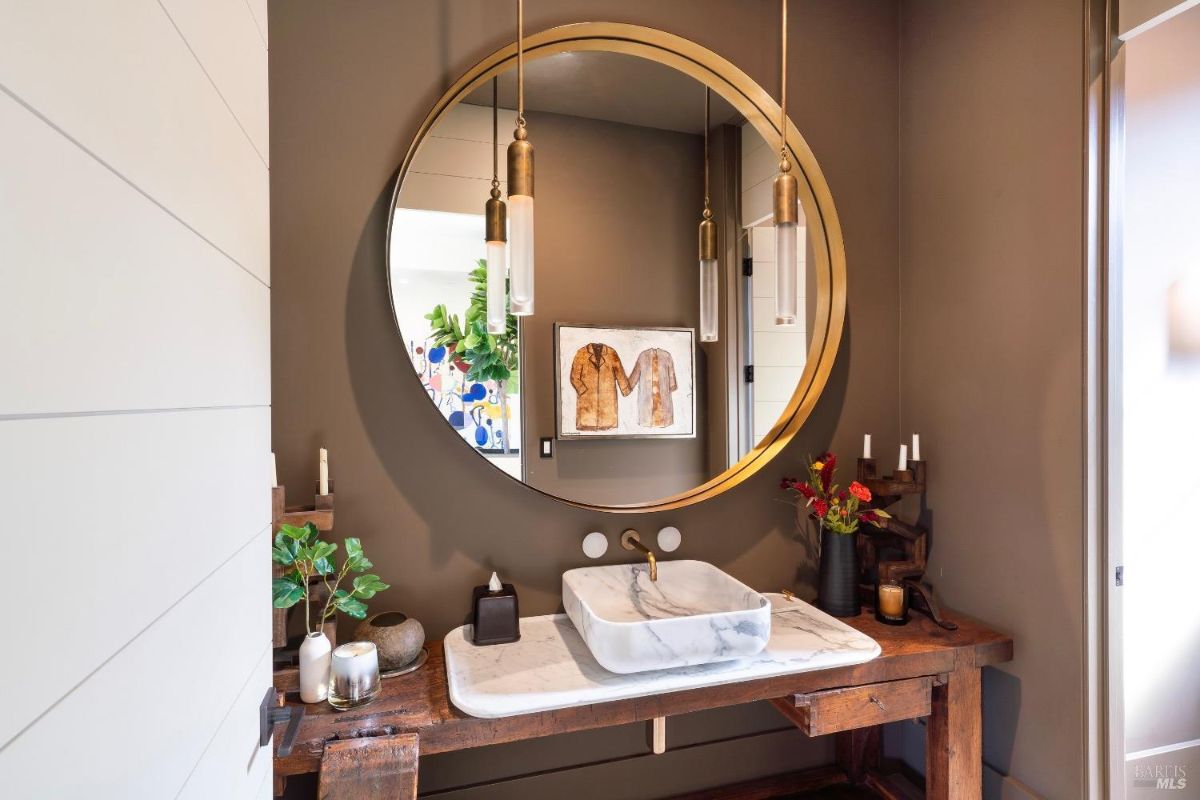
left=554, top=323, right=697, bottom=440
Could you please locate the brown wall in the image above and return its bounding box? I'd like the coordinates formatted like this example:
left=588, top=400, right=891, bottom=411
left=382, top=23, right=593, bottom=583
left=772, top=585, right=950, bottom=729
left=518, top=110, right=708, bottom=506
left=270, top=0, right=899, bottom=795
left=897, top=1, right=1086, bottom=796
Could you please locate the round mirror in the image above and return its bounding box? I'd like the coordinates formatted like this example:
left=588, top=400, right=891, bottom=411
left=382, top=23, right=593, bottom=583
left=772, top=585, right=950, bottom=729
left=387, top=24, right=845, bottom=512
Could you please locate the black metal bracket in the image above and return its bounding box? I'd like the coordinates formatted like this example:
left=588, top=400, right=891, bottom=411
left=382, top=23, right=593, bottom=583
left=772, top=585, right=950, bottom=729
left=744, top=365, right=754, bottom=384
left=259, top=687, right=305, bottom=757
left=742, top=256, right=754, bottom=277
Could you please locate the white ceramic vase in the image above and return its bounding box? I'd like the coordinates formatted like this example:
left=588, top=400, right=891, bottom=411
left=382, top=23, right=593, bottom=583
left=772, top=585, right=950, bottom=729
left=299, top=631, right=332, bottom=703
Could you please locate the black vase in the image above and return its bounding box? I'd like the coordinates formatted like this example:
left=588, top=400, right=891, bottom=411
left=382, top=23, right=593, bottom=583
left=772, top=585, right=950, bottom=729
left=817, top=528, right=860, bottom=617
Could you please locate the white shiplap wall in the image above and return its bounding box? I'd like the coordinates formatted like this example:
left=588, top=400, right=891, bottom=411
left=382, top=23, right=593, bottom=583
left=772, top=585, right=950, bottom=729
left=740, top=124, right=809, bottom=444
left=399, top=102, right=517, bottom=216
left=0, top=1, right=272, bottom=798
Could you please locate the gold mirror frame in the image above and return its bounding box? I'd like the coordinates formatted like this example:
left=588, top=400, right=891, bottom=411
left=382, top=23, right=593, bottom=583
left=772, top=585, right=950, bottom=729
left=386, top=22, right=846, bottom=513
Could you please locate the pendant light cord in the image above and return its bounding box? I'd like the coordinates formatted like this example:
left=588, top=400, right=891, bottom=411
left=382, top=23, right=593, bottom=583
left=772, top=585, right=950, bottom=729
left=491, top=77, right=500, bottom=192
left=516, top=0, right=526, bottom=130
left=779, top=0, right=789, bottom=169
left=703, top=87, right=711, bottom=217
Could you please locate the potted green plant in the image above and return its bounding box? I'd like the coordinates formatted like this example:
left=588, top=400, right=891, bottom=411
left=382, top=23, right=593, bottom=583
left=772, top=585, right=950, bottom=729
left=426, top=259, right=519, bottom=452
left=782, top=452, right=889, bottom=617
left=272, top=522, right=389, bottom=703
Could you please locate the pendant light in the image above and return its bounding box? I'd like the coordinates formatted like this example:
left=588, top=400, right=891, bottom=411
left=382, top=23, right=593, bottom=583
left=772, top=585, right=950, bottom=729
left=507, top=0, right=535, bottom=316
left=698, top=87, right=719, bottom=343
left=773, top=0, right=798, bottom=326
left=485, top=77, right=508, bottom=335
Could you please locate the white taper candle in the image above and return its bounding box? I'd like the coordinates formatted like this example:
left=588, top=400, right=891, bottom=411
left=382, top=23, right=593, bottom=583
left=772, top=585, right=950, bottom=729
left=863, top=434, right=872, bottom=460
left=898, top=444, right=908, bottom=472
left=912, top=434, right=921, bottom=462
left=319, top=447, right=329, bottom=495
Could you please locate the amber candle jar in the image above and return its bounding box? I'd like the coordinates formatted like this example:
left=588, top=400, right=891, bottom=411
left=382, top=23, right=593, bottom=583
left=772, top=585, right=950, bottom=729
left=875, top=580, right=909, bottom=626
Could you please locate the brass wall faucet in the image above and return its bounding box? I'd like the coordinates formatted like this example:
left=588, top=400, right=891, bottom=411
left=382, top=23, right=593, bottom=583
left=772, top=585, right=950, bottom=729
left=620, top=529, right=658, bottom=582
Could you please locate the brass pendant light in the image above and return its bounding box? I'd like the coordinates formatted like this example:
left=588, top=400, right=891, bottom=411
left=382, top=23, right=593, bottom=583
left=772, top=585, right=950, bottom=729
left=773, top=0, right=798, bottom=326
left=698, top=87, right=719, bottom=343
left=507, top=0, right=535, bottom=316
left=485, top=77, right=508, bottom=335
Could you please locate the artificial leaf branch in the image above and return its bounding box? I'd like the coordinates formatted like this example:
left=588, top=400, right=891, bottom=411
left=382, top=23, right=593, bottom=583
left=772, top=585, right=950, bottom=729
left=271, top=522, right=389, bottom=634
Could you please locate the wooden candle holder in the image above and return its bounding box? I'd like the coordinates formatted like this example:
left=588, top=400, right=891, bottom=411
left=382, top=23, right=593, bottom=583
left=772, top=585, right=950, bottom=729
left=853, top=459, right=957, bottom=630
left=856, top=457, right=926, bottom=508
left=271, top=481, right=336, bottom=648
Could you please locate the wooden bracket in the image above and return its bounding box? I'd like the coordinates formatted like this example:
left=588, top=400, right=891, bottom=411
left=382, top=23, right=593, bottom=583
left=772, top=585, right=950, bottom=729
left=646, top=716, right=666, bottom=754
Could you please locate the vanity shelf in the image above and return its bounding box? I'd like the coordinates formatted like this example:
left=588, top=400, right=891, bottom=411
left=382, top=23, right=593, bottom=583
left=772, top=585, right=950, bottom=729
left=271, top=603, right=1011, bottom=799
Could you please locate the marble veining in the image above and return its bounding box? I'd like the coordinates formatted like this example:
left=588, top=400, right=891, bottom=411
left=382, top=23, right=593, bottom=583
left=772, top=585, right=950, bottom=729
left=445, top=593, right=881, bottom=719
left=562, top=561, right=772, bottom=673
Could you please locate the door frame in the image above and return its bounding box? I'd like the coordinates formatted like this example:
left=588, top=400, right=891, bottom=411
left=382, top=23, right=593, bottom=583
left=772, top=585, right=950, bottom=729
left=1083, top=0, right=1124, bottom=797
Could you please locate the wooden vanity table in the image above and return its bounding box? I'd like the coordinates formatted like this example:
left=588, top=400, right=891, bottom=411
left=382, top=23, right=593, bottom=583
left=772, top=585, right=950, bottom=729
left=272, top=607, right=1011, bottom=799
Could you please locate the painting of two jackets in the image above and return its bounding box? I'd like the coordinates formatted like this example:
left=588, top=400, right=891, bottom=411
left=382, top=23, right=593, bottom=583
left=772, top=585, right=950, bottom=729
left=556, top=323, right=696, bottom=439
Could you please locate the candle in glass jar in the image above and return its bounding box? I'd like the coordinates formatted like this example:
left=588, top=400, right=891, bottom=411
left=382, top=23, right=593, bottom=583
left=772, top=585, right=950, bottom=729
left=328, top=641, right=381, bottom=710
left=878, top=583, right=905, bottom=618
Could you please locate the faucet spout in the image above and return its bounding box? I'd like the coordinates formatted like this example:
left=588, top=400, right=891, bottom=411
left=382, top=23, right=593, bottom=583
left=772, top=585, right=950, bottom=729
left=620, top=529, right=658, bottom=582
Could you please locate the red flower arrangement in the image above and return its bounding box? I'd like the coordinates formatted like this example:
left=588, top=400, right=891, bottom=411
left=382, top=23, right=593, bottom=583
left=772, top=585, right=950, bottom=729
left=782, top=451, right=890, bottom=534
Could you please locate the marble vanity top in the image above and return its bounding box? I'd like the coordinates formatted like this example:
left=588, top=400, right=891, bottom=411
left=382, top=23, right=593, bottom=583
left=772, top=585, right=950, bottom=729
left=444, top=593, right=881, bottom=719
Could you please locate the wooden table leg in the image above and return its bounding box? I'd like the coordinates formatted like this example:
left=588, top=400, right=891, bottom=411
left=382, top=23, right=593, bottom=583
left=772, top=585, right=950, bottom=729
left=925, top=668, right=981, bottom=799
left=836, top=725, right=881, bottom=784
left=318, top=732, right=419, bottom=800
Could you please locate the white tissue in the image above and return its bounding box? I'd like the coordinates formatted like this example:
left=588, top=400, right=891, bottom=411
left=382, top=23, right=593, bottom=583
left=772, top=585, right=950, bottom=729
left=488, top=571, right=503, bottom=593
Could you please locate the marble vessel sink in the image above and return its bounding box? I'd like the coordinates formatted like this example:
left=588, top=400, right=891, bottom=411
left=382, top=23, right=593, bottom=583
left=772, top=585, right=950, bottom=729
left=562, top=560, right=771, bottom=674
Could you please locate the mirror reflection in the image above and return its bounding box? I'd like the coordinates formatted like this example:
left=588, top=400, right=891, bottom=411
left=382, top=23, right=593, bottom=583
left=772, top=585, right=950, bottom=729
left=389, top=51, right=816, bottom=507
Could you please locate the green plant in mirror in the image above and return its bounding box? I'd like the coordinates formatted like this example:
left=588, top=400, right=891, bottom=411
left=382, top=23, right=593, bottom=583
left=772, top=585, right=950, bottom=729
left=425, top=259, right=519, bottom=452
left=271, top=522, right=389, bottom=634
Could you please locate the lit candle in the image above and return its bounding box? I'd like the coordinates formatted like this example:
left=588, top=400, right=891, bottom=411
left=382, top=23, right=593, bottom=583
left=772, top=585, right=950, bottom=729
left=912, top=434, right=921, bottom=462
left=270, top=452, right=278, bottom=488
left=319, top=448, right=329, bottom=495
left=898, top=444, right=908, bottom=472
left=878, top=583, right=905, bottom=619
left=863, top=434, right=872, bottom=460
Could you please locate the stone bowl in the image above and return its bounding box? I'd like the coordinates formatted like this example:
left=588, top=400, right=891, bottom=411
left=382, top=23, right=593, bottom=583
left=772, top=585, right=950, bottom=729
left=354, top=612, right=425, bottom=671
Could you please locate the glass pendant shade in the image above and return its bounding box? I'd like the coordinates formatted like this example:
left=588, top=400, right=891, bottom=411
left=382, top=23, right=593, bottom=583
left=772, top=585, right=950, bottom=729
left=775, top=220, right=797, bottom=325
left=508, top=194, right=535, bottom=314
left=699, top=258, right=719, bottom=342
left=486, top=239, right=507, bottom=334
left=510, top=295, right=531, bottom=316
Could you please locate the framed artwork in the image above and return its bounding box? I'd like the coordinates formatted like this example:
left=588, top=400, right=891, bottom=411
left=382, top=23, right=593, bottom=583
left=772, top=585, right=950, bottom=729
left=554, top=323, right=696, bottom=440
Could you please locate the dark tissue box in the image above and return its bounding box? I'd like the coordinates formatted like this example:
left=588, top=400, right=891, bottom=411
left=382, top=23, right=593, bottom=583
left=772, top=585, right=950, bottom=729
left=471, top=582, right=521, bottom=645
